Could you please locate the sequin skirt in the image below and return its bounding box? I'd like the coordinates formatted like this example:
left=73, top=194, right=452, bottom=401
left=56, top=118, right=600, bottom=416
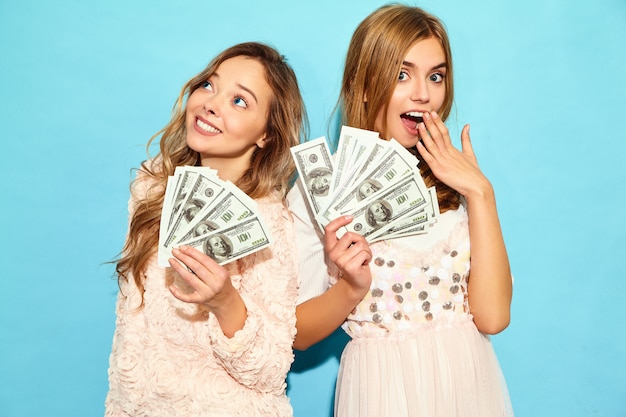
left=334, top=319, right=514, bottom=417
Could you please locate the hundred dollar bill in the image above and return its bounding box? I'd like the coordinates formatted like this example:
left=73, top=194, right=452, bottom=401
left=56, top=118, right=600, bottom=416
left=338, top=175, right=429, bottom=241
left=317, top=139, right=419, bottom=225
left=158, top=175, right=178, bottom=252
left=370, top=187, right=439, bottom=242
left=329, top=126, right=379, bottom=193
left=290, top=136, right=335, bottom=215
left=163, top=171, right=226, bottom=249
left=174, top=183, right=258, bottom=245
left=172, top=216, right=273, bottom=266
left=369, top=209, right=430, bottom=242
left=167, top=168, right=199, bottom=233
left=348, top=140, right=389, bottom=189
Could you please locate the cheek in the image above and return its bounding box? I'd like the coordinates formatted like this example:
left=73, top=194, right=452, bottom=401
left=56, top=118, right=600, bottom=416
left=372, top=108, right=387, bottom=133
left=434, top=88, right=447, bottom=112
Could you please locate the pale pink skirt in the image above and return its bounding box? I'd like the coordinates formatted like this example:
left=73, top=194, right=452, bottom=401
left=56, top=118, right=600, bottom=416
left=335, top=319, right=514, bottom=417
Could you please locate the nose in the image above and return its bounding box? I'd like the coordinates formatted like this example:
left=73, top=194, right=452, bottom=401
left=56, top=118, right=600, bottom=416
left=410, top=79, right=430, bottom=103
left=203, top=94, right=220, bottom=116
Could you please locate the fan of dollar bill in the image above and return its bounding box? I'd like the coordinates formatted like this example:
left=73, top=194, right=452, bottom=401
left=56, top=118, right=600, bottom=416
left=290, top=125, right=440, bottom=243
left=157, top=166, right=273, bottom=266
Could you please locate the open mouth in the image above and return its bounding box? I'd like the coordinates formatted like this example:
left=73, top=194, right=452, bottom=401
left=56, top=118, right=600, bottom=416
left=400, top=111, right=424, bottom=129
left=196, top=118, right=221, bottom=134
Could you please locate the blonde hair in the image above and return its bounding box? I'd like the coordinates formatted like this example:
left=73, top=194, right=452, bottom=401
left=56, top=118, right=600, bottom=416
left=116, top=42, right=307, bottom=300
left=340, top=4, right=460, bottom=211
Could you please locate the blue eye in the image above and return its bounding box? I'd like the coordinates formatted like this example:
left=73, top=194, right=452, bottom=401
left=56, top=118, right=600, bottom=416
left=398, top=70, right=409, bottom=81
left=202, top=81, right=213, bottom=90
left=233, top=96, right=248, bottom=108
left=430, top=73, right=444, bottom=83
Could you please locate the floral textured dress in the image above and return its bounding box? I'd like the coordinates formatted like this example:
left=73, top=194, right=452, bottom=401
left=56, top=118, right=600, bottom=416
left=106, top=170, right=299, bottom=417
left=289, top=183, right=514, bottom=417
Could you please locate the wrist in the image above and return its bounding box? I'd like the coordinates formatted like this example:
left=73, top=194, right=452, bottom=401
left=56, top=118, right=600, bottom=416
left=336, top=274, right=369, bottom=304
left=463, top=179, right=494, bottom=203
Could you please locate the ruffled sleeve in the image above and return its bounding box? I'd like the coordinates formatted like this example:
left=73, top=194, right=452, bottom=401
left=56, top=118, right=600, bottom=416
left=208, top=194, right=298, bottom=394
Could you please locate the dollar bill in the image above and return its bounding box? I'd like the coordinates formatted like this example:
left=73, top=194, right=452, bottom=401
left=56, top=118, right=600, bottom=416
left=174, top=184, right=258, bottom=244
left=369, top=187, right=440, bottom=242
left=173, top=216, right=273, bottom=266
left=163, top=172, right=226, bottom=249
left=317, top=139, right=419, bottom=225
left=338, top=175, right=429, bottom=241
left=159, top=175, right=178, bottom=251
left=167, top=168, right=199, bottom=233
left=290, top=136, right=335, bottom=215
left=329, top=126, right=379, bottom=193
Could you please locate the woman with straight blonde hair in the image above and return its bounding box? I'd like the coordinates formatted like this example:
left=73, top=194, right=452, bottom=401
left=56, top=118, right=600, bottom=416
left=290, top=4, right=514, bottom=416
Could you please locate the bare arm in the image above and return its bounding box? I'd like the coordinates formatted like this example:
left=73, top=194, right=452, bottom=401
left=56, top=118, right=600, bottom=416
left=417, top=112, right=512, bottom=334
left=294, top=216, right=372, bottom=350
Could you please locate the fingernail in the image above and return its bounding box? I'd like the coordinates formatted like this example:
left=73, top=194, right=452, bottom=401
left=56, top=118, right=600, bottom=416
left=431, top=111, right=439, bottom=119
left=424, top=112, right=431, bottom=120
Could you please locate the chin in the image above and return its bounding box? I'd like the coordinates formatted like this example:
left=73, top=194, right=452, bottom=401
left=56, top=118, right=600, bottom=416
left=394, top=137, right=418, bottom=149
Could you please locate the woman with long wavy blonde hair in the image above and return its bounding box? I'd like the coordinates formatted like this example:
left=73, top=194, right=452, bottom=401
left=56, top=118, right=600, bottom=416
left=106, top=42, right=307, bottom=417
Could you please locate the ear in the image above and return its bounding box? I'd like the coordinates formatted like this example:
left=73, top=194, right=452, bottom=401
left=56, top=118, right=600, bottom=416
left=256, top=135, right=267, bottom=149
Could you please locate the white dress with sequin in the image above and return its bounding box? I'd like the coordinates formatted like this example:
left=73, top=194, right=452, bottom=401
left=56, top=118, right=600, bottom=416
left=288, top=183, right=514, bottom=417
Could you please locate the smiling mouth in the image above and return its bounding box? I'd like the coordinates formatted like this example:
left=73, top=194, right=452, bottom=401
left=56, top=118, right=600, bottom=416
left=196, top=118, right=221, bottom=134
left=400, top=111, right=424, bottom=130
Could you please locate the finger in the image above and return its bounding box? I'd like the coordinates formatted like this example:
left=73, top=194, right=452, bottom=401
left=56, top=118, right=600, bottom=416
left=416, top=139, right=436, bottom=166
left=331, top=237, right=371, bottom=266
left=323, top=215, right=354, bottom=248
left=176, top=245, right=222, bottom=277
left=460, top=124, right=476, bottom=157
left=340, top=249, right=373, bottom=274
left=168, top=255, right=206, bottom=290
left=424, top=111, right=451, bottom=148
left=343, top=250, right=372, bottom=273
left=169, top=282, right=200, bottom=303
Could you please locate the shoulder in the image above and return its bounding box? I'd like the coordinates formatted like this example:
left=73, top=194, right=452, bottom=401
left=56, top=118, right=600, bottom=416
left=130, top=159, right=163, bottom=199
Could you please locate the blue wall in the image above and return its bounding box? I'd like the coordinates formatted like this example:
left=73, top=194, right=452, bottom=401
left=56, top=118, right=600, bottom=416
left=1, top=0, right=624, bottom=416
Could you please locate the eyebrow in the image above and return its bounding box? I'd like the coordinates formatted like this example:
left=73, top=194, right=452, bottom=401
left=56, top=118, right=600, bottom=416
left=402, top=61, right=447, bottom=71
left=211, top=72, right=259, bottom=104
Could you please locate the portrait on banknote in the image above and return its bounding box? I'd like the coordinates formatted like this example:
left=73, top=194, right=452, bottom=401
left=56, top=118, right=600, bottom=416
left=365, top=200, right=393, bottom=227
left=182, top=198, right=205, bottom=222
left=306, top=167, right=332, bottom=197
left=191, top=220, right=219, bottom=238
left=356, top=179, right=383, bottom=201
left=204, top=233, right=233, bottom=263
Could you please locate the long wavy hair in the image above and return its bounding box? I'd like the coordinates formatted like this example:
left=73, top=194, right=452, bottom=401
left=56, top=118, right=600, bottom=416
left=339, top=4, right=460, bottom=212
left=115, top=42, right=307, bottom=301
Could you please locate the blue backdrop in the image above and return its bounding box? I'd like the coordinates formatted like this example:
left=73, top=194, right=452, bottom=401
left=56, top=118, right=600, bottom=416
left=1, top=0, right=625, bottom=416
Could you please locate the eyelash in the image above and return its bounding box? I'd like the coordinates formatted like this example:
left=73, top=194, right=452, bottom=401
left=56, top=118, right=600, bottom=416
left=398, top=71, right=446, bottom=83
left=233, top=96, right=248, bottom=107
left=430, top=73, right=445, bottom=82
left=201, top=81, right=248, bottom=108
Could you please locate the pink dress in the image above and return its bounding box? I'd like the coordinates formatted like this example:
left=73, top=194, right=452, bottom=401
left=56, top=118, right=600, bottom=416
left=106, top=171, right=299, bottom=417
left=288, top=183, right=514, bottom=417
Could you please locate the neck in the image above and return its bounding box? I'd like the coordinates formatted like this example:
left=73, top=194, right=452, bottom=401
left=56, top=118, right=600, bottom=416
left=199, top=157, right=249, bottom=184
